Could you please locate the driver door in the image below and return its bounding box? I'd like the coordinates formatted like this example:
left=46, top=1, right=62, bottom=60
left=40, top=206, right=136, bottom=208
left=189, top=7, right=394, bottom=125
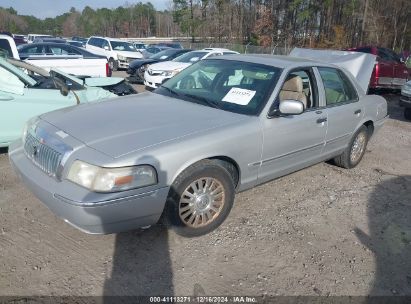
left=258, top=68, right=328, bottom=183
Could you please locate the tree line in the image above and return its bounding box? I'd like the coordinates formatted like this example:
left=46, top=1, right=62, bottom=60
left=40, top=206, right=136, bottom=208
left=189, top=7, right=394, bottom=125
left=0, top=0, right=410, bottom=51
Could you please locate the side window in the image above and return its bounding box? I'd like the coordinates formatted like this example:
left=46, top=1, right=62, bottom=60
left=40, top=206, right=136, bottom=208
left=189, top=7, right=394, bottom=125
left=0, top=40, right=13, bottom=57
left=278, top=69, right=317, bottom=110
left=318, top=67, right=357, bottom=106
left=101, top=40, right=110, bottom=50
left=88, top=38, right=96, bottom=46
left=22, top=46, right=43, bottom=54
left=338, top=71, right=358, bottom=101
left=48, top=46, right=68, bottom=55
left=378, top=48, right=391, bottom=61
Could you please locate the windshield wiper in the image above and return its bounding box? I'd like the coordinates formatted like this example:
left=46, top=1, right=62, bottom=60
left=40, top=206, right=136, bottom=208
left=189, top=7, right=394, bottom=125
left=180, top=93, right=222, bottom=109
left=159, top=85, right=181, bottom=98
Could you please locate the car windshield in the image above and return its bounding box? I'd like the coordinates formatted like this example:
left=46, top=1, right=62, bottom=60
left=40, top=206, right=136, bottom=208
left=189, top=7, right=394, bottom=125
left=155, top=59, right=281, bottom=116
left=110, top=41, right=137, bottom=52
left=150, top=49, right=176, bottom=60
left=173, top=51, right=208, bottom=63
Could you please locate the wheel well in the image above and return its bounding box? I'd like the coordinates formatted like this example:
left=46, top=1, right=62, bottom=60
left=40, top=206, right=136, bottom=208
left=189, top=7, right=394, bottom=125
left=208, top=156, right=240, bottom=189
left=363, top=120, right=374, bottom=137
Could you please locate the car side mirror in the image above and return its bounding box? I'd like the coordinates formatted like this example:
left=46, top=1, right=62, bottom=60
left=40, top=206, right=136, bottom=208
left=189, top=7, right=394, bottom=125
left=60, top=85, right=70, bottom=97
left=104, top=46, right=110, bottom=51
left=279, top=99, right=304, bottom=115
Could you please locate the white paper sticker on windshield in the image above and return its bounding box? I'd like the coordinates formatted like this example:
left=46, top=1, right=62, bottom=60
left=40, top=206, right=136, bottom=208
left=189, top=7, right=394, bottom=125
left=222, top=88, right=256, bottom=105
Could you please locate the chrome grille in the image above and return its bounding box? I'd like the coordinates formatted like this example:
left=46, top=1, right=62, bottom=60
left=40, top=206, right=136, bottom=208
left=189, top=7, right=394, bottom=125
left=24, top=133, right=62, bottom=178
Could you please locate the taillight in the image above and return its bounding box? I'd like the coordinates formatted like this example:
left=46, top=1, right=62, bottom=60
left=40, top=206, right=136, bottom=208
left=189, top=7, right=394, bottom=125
left=106, top=62, right=112, bottom=77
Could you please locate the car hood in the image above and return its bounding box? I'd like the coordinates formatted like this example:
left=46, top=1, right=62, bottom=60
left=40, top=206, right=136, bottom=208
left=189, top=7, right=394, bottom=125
left=148, top=61, right=191, bottom=72
left=40, top=92, right=246, bottom=158
left=129, top=58, right=156, bottom=69
left=115, top=50, right=142, bottom=59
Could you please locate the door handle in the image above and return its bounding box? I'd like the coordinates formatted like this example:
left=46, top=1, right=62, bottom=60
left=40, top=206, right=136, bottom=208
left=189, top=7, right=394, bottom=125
left=354, top=109, right=362, bottom=115
left=316, top=117, right=327, bottom=124
left=0, top=95, right=14, bottom=101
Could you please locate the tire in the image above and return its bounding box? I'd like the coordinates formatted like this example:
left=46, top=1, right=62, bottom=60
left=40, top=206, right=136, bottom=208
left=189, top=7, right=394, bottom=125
left=404, top=108, right=411, bottom=121
left=333, top=125, right=369, bottom=169
left=165, top=160, right=235, bottom=237
left=109, top=58, right=118, bottom=71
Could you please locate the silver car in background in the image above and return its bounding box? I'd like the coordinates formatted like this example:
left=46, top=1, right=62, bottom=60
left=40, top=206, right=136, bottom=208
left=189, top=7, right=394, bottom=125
left=9, top=53, right=388, bottom=237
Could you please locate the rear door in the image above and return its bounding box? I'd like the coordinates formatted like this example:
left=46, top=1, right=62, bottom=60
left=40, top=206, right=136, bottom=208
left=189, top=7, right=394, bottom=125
left=316, top=67, right=363, bottom=157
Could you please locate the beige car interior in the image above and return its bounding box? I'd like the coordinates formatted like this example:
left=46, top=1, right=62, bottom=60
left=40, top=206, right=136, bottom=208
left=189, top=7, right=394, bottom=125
left=279, top=75, right=308, bottom=109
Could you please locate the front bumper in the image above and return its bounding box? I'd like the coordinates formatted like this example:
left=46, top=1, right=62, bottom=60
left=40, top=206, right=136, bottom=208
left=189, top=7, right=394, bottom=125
left=144, top=73, right=171, bottom=89
left=9, top=142, right=169, bottom=234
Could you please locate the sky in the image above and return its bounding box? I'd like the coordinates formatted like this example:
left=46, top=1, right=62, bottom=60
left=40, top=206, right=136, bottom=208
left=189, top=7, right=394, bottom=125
left=0, top=0, right=170, bottom=19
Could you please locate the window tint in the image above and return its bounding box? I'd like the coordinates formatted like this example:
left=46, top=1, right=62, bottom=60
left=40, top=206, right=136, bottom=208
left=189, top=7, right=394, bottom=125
left=101, top=39, right=110, bottom=49
left=378, top=48, right=394, bottom=61
left=0, top=40, right=13, bottom=57
left=318, top=67, right=358, bottom=105
left=355, top=47, right=372, bottom=54
left=21, top=46, right=45, bottom=55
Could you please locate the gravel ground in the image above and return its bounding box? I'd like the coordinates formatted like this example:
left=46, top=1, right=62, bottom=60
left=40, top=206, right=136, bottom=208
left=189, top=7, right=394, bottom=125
left=0, top=74, right=410, bottom=297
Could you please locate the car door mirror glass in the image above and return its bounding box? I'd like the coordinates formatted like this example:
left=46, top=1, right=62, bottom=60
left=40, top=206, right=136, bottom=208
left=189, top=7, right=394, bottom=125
left=279, top=99, right=304, bottom=115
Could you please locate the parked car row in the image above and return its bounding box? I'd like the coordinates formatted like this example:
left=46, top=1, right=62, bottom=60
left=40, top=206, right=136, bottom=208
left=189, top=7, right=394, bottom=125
left=126, top=48, right=240, bottom=89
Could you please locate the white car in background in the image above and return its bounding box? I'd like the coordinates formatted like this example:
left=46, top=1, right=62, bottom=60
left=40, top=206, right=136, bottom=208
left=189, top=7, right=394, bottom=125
left=86, top=36, right=143, bottom=71
left=144, top=48, right=239, bottom=89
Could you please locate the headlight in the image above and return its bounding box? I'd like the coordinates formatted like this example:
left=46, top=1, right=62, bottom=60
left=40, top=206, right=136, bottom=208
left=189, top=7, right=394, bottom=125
left=67, top=160, right=157, bottom=192
left=22, top=116, right=40, bottom=144
left=117, top=55, right=126, bottom=61
left=161, top=70, right=179, bottom=77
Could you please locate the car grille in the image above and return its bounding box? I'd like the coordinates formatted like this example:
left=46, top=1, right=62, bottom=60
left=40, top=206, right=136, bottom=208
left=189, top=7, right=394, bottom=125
left=24, top=133, right=62, bottom=178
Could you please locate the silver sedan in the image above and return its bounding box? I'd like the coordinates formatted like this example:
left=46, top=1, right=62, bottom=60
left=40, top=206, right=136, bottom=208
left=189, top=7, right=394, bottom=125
left=9, top=54, right=388, bottom=237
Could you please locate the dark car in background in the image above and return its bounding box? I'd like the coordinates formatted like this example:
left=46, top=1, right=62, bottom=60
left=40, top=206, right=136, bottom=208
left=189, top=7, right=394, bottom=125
left=71, top=36, right=88, bottom=47
left=349, top=46, right=409, bottom=91
left=18, top=42, right=105, bottom=60
left=156, top=42, right=183, bottom=49
left=127, top=48, right=192, bottom=83
left=140, top=46, right=171, bottom=58
left=32, top=37, right=66, bottom=44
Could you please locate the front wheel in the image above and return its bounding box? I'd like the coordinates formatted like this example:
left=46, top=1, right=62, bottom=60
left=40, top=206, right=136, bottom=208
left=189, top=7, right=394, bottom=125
left=165, top=160, right=235, bottom=237
left=333, top=125, right=369, bottom=169
left=109, top=58, right=118, bottom=71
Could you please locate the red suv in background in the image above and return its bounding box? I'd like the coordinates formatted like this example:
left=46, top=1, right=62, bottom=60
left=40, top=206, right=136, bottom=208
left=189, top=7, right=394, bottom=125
left=349, top=46, right=409, bottom=91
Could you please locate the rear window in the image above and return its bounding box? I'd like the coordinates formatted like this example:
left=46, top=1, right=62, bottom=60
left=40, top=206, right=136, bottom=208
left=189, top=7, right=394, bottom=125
left=353, top=47, right=372, bottom=54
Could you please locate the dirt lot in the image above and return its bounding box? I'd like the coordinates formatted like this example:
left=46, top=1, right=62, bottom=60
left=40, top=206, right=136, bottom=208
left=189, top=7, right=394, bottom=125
left=0, top=74, right=410, bottom=297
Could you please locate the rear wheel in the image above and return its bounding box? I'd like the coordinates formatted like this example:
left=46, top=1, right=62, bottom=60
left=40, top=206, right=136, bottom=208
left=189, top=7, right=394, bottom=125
left=333, top=125, right=369, bottom=169
left=165, top=160, right=235, bottom=237
left=404, top=108, right=411, bottom=120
